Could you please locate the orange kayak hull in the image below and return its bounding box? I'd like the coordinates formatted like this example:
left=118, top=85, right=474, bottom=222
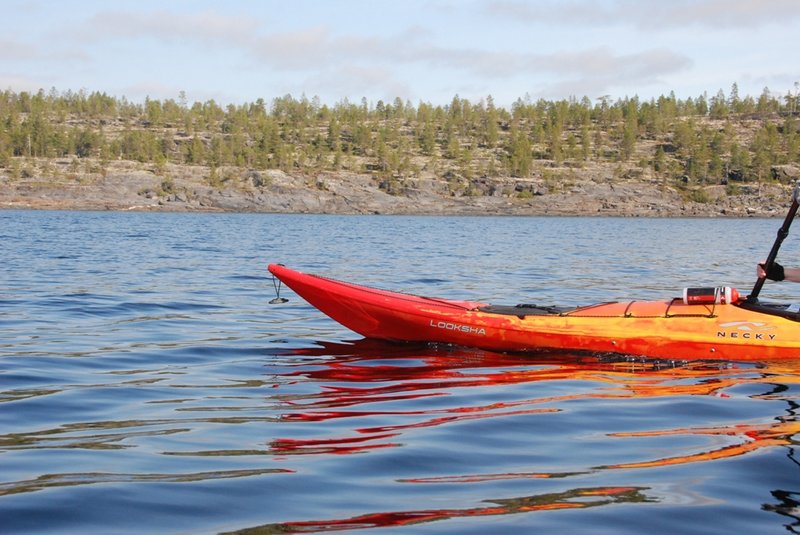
left=268, top=264, right=800, bottom=361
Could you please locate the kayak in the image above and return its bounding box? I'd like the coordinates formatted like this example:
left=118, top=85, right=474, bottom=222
left=267, top=264, right=800, bottom=361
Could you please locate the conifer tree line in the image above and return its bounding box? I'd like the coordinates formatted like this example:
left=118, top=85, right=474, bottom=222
left=0, top=84, right=798, bottom=192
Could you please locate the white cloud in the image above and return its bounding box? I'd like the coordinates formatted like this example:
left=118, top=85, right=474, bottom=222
left=0, top=39, right=39, bottom=61
left=0, top=74, right=49, bottom=92
left=304, top=64, right=414, bottom=104
left=77, top=9, right=259, bottom=47
left=249, top=27, right=335, bottom=69
left=486, top=0, right=800, bottom=29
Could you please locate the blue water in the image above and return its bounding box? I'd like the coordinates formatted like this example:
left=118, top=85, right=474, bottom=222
left=1, top=210, right=799, bottom=534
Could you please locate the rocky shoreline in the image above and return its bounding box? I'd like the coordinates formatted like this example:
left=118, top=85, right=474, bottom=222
left=1, top=163, right=797, bottom=217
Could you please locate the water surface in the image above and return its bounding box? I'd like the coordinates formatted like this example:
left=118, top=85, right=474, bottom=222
left=1, top=210, right=799, bottom=534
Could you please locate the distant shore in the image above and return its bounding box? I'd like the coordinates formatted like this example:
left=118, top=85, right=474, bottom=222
left=3, top=89, right=800, bottom=219
left=1, top=163, right=796, bottom=217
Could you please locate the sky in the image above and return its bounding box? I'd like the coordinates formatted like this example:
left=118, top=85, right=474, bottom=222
left=2, top=0, right=799, bottom=109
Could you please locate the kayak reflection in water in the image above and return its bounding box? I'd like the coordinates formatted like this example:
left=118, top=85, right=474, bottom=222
left=758, top=261, right=800, bottom=282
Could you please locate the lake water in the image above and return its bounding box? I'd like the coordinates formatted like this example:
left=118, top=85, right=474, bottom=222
left=1, top=210, right=799, bottom=534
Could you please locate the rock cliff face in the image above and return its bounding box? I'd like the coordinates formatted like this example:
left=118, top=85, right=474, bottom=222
left=1, top=163, right=797, bottom=217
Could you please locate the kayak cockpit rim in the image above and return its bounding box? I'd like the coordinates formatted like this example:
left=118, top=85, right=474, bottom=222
left=737, top=300, right=800, bottom=322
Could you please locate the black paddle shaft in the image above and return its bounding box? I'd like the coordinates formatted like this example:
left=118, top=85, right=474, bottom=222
left=748, top=183, right=800, bottom=301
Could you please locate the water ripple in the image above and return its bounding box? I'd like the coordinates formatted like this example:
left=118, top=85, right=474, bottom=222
left=1, top=211, right=799, bottom=534
left=0, top=468, right=292, bottom=497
